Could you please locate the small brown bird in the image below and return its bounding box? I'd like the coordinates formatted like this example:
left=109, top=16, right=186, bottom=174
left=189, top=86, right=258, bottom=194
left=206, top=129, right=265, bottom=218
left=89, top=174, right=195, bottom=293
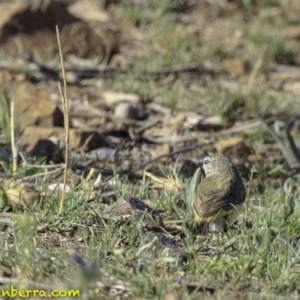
left=193, top=155, right=246, bottom=231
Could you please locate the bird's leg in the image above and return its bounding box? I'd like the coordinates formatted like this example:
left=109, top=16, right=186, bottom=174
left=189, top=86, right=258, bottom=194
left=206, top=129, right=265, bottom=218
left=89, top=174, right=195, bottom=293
left=211, top=219, right=228, bottom=247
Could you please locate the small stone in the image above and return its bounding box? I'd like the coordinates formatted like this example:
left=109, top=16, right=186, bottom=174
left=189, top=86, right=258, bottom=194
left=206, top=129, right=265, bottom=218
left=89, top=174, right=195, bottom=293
left=9, top=82, right=64, bottom=129
left=222, top=58, right=249, bottom=77
left=29, top=139, right=64, bottom=163
left=165, top=293, right=180, bottom=300
left=0, top=70, right=13, bottom=87
left=103, top=196, right=164, bottom=228
left=198, top=115, right=225, bottom=130
left=284, top=26, right=300, bottom=39
left=102, top=92, right=139, bottom=104
left=152, top=143, right=171, bottom=161
left=140, top=233, right=186, bottom=259
left=138, top=233, right=187, bottom=268
left=114, top=103, right=140, bottom=120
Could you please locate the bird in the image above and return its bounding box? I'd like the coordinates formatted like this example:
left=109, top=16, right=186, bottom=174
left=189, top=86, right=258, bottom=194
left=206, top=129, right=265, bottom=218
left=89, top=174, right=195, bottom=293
left=193, top=155, right=246, bottom=232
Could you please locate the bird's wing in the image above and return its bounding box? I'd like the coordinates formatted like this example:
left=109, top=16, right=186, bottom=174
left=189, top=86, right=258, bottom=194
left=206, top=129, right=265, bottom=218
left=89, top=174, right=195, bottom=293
left=193, top=175, right=241, bottom=219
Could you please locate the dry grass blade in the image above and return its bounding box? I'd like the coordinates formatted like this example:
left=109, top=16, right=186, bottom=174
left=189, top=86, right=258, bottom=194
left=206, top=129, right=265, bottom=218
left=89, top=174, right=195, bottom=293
left=144, top=166, right=184, bottom=192
left=10, top=99, right=17, bottom=174
left=56, top=25, right=70, bottom=215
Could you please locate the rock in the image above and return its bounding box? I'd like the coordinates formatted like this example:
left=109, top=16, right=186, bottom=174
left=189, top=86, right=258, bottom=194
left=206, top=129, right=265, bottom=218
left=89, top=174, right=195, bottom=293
left=137, top=233, right=187, bottom=270
left=222, top=58, right=249, bottom=77
left=29, top=139, right=64, bottom=163
left=85, top=148, right=115, bottom=160
left=22, top=126, right=111, bottom=152
left=283, top=81, right=300, bottom=95
left=0, top=0, right=119, bottom=59
left=103, top=196, right=164, bottom=228
left=69, top=129, right=111, bottom=151
left=5, top=185, right=40, bottom=207
left=284, top=26, right=300, bottom=40
left=163, top=113, right=224, bottom=131
left=114, top=103, right=140, bottom=120
left=68, top=1, right=110, bottom=22
left=163, top=113, right=190, bottom=130
left=102, top=92, right=140, bottom=104
left=198, top=115, right=225, bottom=130
left=152, top=143, right=171, bottom=161
left=164, top=293, right=180, bottom=300
left=0, top=0, right=23, bottom=30
left=139, top=233, right=187, bottom=260
left=9, top=82, right=64, bottom=129
left=0, top=147, right=10, bottom=163
left=0, top=70, right=13, bottom=87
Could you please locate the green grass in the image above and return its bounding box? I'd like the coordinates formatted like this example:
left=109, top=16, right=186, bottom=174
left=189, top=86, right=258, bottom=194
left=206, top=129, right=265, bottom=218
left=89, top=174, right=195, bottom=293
left=0, top=92, right=12, bottom=143
left=1, top=0, right=300, bottom=299
left=1, top=175, right=300, bottom=299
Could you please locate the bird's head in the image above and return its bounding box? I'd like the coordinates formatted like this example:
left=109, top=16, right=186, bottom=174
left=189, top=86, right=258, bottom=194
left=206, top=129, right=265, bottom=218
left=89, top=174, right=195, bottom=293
left=200, top=156, right=234, bottom=177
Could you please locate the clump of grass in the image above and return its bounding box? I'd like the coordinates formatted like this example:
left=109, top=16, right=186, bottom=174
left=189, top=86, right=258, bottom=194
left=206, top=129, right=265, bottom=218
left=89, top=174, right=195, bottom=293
left=207, top=85, right=298, bottom=120
left=245, top=24, right=297, bottom=64
left=0, top=174, right=300, bottom=298
left=120, top=4, right=149, bottom=26
left=243, top=129, right=274, bottom=145
left=246, top=87, right=298, bottom=118
left=119, top=0, right=178, bottom=27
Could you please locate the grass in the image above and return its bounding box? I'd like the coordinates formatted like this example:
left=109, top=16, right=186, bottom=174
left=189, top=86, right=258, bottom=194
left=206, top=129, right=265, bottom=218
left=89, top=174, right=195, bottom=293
left=1, top=175, right=300, bottom=299
left=1, top=0, right=300, bottom=299
left=0, top=92, right=12, bottom=143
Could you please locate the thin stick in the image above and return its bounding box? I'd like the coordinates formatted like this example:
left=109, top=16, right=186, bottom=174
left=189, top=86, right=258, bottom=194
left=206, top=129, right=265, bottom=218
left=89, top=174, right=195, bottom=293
left=10, top=99, right=17, bottom=174
left=245, top=164, right=255, bottom=221
left=56, top=25, right=70, bottom=215
left=19, top=151, right=64, bottom=168
left=17, top=166, right=65, bottom=183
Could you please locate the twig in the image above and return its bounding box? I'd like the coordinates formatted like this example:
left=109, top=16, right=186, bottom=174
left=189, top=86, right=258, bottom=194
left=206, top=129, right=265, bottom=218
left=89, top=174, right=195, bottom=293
left=17, top=166, right=65, bottom=183
left=7, top=52, right=212, bottom=82
left=142, top=63, right=200, bottom=74
left=143, top=133, right=205, bottom=144
left=125, top=119, right=262, bottom=175
left=144, top=120, right=262, bottom=144
left=19, top=151, right=64, bottom=168
left=56, top=26, right=70, bottom=215
left=216, top=119, right=262, bottom=137
left=135, top=119, right=161, bottom=135
left=136, top=141, right=214, bottom=171
left=10, top=99, right=17, bottom=174
left=45, top=62, right=200, bottom=76
left=245, top=164, right=255, bottom=221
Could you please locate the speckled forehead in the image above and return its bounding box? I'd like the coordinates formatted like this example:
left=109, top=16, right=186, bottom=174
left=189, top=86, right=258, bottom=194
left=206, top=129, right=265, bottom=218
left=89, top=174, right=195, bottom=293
left=203, top=157, right=211, bottom=164
left=203, top=156, right=216, bottom=164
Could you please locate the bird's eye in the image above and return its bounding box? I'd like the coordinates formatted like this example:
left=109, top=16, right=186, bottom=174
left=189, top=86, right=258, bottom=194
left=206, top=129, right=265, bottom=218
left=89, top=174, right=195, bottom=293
left=204, top=158, right=210, bottom=164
